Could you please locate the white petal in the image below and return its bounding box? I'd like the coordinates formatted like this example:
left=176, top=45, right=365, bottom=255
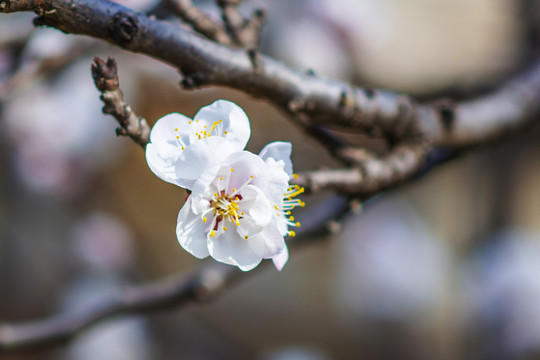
left=145, top=143, right=181, bottom=185
left=175, top=137, right=237, bottom=190
left=272, top=245, right=289, bottom=271
left=262, top=159, right=290, bottom=206
left=194, top=100, right=250, bottom=151
left=150, top=113, right=192, bottom=145
left=259, top=141, right=293, bottom=176
left=207, top=228, right=262, bottom=271
left=238, top=185, right=272, bottom=230
left=146, top=113, right=192, bottom=186
left=176, top=197, right=210, bottom=259
left=221, top=151, right=268, bottom=192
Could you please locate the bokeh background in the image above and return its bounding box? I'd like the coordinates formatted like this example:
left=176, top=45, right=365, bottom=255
left=2, top=0, right=540, bottom=359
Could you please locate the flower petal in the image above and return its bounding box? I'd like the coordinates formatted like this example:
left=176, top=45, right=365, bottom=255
left=262, top=159, right=289, bottom=207
left=175, top=137, right=237, bottom=190
left=149, top=113, right=192, bottom=145
left=146, top=113, right=193, bottom=186
left=272, top=245, right=289, bottom=271
left=194, top=100, right=250, bottom=152
left=207, top=228, right=262, bottom=271
left=259, top=141, right=293, bottom=176
left=238, top=185, right=272, bottom=230
left=220, top=151, right=268, bottom=192
left=176, top=197, right=210, bottom=259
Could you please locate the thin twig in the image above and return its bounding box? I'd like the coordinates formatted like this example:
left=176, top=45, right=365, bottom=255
left=168, top=0, right=232, bottom=45
left=91, top=57, right=150, bottom=148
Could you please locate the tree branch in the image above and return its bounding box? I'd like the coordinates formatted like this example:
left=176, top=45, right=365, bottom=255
left=168, top=0, right=233, bottom=45
left=2, top=0, right=540, bottom=352
left=91, top=57, right=150, bottom=147
left=2, top=0, right=538, bottom=162
left=0, top=194, right=349, bottom=352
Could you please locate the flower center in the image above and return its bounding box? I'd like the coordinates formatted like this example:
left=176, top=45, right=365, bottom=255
left=211, top=191, right=243, bottom=226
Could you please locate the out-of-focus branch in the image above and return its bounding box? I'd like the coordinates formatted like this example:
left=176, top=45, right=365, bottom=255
left=168, top=0, right=233, bottom=45
left=0, top=194, right=350, bottom=352
left=91, top=57, right=150, bottom=147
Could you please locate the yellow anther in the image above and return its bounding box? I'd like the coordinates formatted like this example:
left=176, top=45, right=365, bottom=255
left=188, top=121, right=192, bottom=124
left=250, top=175, right=254, bottom=179
left=214, top=193, right=218, bottom=197
left=231, top=168, right=234, bottom=172
left=241, top=212, right=245, bottom=215
left=274, top=205, right=279, bottom=210
left=204, top=125, right=207, bottom=128
left=176, top=136, right=180, bottom=139
left=196, top=120, right=199, bottom=122
left=223, top=226, right=227, bottom=231
left=290, top=216, right=295, bottom=221
left=219, top=177, right=223, bottom=181
left=293, top=174, right=299, bottom=179
left=289, top=231, right=296, bottom=237
left=210, top=230, right=215, bottom=237
left=175, top=128, right=178, bottom=131
left=182, top=146, right=185, bottom=150
left=224, top=131, right=228, bottom=134
left=244, top=235, right=248, bottom=240
left=235, top=221, right=240, bottom=226
left=232, top=188, right=236, bottom=192
left=203, top=217, right=207, bottom=223
left=296, top=222, right=301, bottom=227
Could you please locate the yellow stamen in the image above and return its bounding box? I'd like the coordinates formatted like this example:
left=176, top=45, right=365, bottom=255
left=210, top=230, right=215, bottom=237
left=203, top=217, right=207, bottom=223
left=244, top=235, right=248, bottom=240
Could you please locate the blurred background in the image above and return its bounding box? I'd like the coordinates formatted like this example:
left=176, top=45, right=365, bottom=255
left=1, top=0, right=540, bottom=359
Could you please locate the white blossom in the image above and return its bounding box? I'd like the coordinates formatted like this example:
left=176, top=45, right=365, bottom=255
left=176, top=142, right=304, bottom=271
left=145, top=100, right=250, bottom=189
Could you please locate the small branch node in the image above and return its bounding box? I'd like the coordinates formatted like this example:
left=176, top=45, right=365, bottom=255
left=433, top=98, right=456, bottom=132
left=110, top=12, right=138, bottom=45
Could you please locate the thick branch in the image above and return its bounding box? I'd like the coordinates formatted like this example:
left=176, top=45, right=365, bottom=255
left=2, top=0, right=539, bottom=147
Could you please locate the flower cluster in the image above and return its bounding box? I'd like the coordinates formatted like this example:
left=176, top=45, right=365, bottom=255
left=146, top=100, right=304, bottom=271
